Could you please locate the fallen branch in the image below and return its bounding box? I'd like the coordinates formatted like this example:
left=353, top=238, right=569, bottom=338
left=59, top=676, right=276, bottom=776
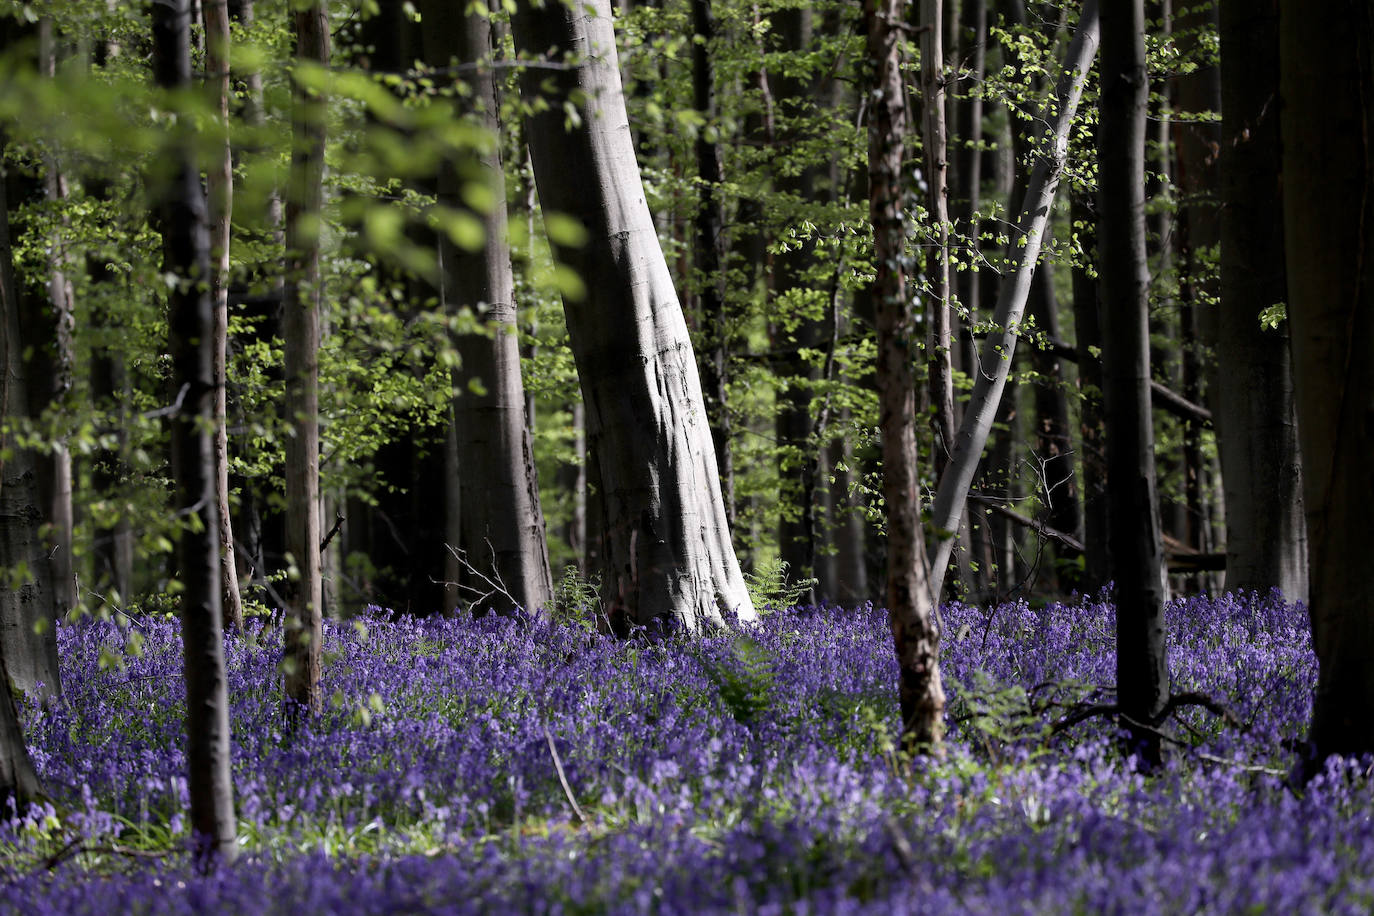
left=542, top=723, right=586, bottom=824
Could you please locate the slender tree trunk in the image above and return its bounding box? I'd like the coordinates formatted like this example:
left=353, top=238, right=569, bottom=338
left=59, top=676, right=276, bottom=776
left=1099, top=0, right=1168, bottom=763
left=35, top=20, right=76, bottom=623
left=228, top=0, right=286, bottom=603
left=151, top=0, right=237, bottom=864
left=866, top=0, right=945, bottom=749
left=419, top=0, right=554, bottom=617
left=204, top=0, right=243, bottom=632
left=509, top=0, right=755, bottom=631
left=922, top=0, right=955, bottom=474
left=1215, top=0, right=1306, bottom=601
left=1071, top=190, right=1109, bottom=592
left=771, top=8, right=824, bottom=599
left=1280, top=0, right=1374, bottom=769
left=691, top=0, right=733, bottom=525
left=926, top=1, right=1100, bottom=599
left=282, top=2, right=328, bottom=714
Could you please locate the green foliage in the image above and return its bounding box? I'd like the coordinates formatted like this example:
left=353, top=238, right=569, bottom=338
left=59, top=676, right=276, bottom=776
left=744, top=558, right=818, bottom=613
left=552, top=566, right=603, bottom=634
left=698, top=635, right=776, bottom=726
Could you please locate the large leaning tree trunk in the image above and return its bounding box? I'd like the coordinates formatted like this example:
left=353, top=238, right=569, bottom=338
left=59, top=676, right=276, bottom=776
left=509, top=0, right=755, bottom=632
left=151, top=0, right=238, bottom=864
left=1099, top=0, right=1167, bottom=764
left=1216, top=0, right=1306, bottom=601
left=418, top=0, right=554, bottom=617
left=204, top=0, right=244, bottom=631
left=282, top=1, right=328, bottom=714
left=866, top=0, right=944, bottom=749
left=926, top=0, right=1100, bottom=600
left=1281, top=0, right=1374, bottom=770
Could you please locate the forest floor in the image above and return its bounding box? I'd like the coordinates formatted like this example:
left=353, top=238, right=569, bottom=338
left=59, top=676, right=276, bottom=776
left=0, top=591, right=1367, bottom=913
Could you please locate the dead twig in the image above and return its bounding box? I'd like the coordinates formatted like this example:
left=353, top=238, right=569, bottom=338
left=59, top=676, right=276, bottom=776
left=542, top=723, right=586, bottom=824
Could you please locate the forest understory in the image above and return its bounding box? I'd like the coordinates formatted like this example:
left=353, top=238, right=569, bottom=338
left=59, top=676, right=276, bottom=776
left=2, top=590, right=1364, bottom=914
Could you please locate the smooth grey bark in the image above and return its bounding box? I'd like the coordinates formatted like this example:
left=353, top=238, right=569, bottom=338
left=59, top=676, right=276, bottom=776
left=1216, top=0, right=1306, bottom=601
left=867, top=0, right=945, bottom=748
left=509, top=0, right=754, bottom=631
left=151, top=0, right=237, bottom=863
left=1099, top=0, right=1167, bottom=763
left=204, top=0, right=243, bottom=632
left=419, top=0, right=554, bottom=618
left=1280, top=0, right=1374, bottom=769
left=926, top=0, right=1100, bottom=600
left=283, top=1, right=327, bottom=714
left=922, top=0, right=955, bottom=474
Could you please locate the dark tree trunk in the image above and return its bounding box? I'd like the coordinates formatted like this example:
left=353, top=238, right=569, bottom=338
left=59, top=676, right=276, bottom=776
left=509, top=0, right=754, bottom=631
left=771, top=7, right=824, bottom=600
left=866, top=0, right=945, bottom=749
left=282, top=1, right=328, bottom=715
left=1098, top=0, right=1168, bottom=763
left=0, top=651, right=40, bottom=813
left=419, top=0, right=554, bottom=618
left=151, top=0, right=237, bottom=864
left=1215, top=0, right=1306, bottom=601
left=1279, top=0, right=1374, bottom=770
left=0, top=35, right=63, bottom=703
left=1070, top=190, right=1109, bottom=593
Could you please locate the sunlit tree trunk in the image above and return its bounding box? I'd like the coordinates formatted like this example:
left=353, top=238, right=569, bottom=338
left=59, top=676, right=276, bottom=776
left=1280, top=0, right=1374, bottom=770
left=203, top=0, right=243, bottom=632
left=922, top=0, right=955, bottom=474
left=509, top=0, right=755, bottom=631
left=1099, top=0, right=1168, bottom=763
left=0, top=651, right=40, bottom=812
left=151, top=0, right=237, bottom=863
left=282, top=1, right=328, bottom=714
left=1216, top=0, right=1306, bottom=601
left=926, top=0, right=1099, bottom=599
left=866, top=0, right=945, bottom=748
left=419, top=0, right=554, bottom=617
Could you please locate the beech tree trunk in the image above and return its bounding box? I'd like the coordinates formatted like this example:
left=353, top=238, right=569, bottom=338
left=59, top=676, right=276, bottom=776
left=1099, top=0, right=1168, bottom=763
left=1280, top=0, right=1374, bottom=769
left=509, top=0, right=755, bottom=632
left=204, top=0, right=244, bottom=632
left=151, top=0, right=238, bottom=863
left=926, top=0, right=1099, bottom=599
left=419, top=0, right=554, bottom=617
left=922, top=0, right=955, bottom=474
left=282, top=2, right=328, bottom=714
left=0, top=99, right=62, bottom=702
left=1216, top=0, right=1306, bottom=601
left=866, top=0, right=945, bottom=749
